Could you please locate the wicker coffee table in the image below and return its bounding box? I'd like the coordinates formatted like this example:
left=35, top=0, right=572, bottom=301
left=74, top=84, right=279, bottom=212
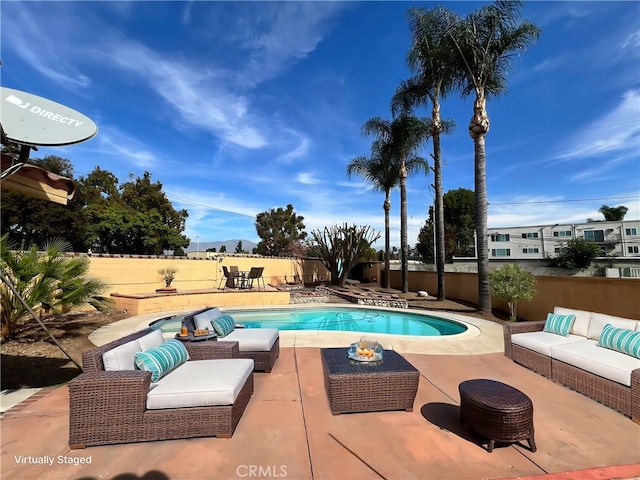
left=459, top=379, right=536, bottom=453
left=321, top=347, right=419, bottom=415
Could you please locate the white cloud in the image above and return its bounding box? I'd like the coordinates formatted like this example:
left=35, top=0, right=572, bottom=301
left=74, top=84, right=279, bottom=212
left=296, top=172, right=322, bottom=185
left=556, top=90, right=640, bottom=161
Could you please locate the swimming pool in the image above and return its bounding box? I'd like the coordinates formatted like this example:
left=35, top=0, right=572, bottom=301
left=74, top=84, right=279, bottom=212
left=150, top=306, right=468, bottom=337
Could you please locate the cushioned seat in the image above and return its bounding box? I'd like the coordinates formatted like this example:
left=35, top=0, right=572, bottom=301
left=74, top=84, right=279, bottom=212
left=147, top=358, right=254, bottom=409
left=225, top=328, right=278, bottom=352
left=551, top=339, right=640, bottom=387
left=512, top=331, right=584, bottom=357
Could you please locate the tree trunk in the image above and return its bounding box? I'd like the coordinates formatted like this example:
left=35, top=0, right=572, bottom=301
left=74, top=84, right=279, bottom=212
left=384, top=195, right=391, bottom=289
left=432, top=101, right=445, bottom=301
left=470, top=91, right=491, bottom=314
left=400, top=157, right=409, bottom=293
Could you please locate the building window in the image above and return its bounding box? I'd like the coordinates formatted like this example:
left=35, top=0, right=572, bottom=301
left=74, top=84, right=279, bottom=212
left=554, top=247, right=561, bottom=254
left=522, top=248, right=539, bottom=254
left=629, top=246, right=640, bottom=254
left=584, top=230, right=605, bottom=242
left=491, top=248, right=511, bottom=257
left=521, top=232, right=539, bottom=238
left=490, top=234, right=510, bottom=242
left=553, top=231, right=572, bottom=237
left=626, top=228, right=638, bottom=236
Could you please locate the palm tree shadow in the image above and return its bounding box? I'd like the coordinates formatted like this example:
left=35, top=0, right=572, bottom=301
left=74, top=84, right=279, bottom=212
left=420, top=402, right=486, bottom=450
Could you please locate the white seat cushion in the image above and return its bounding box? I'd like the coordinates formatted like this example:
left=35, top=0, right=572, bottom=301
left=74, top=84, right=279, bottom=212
left=587, top=313, right=639, bottom=341
left=102, top=340, right=141, bottom=371
left=512, top=331, right=584, bottom=357
left=551, top=339, right=640, bottom=387
left=146, top=358, right=254, bottom=409
left=224, top=328, right=279, bottom=352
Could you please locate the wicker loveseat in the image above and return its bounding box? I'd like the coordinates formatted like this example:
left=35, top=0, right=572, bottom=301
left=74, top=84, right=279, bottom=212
left=68, top=328, right=254, bottom=449
left=503, top=307, right=640, bottom=423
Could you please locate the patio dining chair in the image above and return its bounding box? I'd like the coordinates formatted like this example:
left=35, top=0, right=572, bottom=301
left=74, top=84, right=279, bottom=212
left=246, top=267, right=266, bottom=290
left=219, top=266, right=242, bottom=289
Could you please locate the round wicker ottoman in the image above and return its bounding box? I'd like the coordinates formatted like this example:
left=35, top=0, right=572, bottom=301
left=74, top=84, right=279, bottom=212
left=459, top=379, right=536, bottom=453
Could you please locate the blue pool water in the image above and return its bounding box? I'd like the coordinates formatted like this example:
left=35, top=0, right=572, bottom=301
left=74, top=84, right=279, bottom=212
left=151, top=306, right=467, bottom=337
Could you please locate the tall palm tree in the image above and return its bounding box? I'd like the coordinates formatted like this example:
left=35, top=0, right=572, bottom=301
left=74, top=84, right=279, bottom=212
left=347, top=142, right=400, bottom=289
left=449, top=0, right=540, bottom=313
left=362, top=116, right=430, bottom=293
left=392, top=5, right=460, bottom=301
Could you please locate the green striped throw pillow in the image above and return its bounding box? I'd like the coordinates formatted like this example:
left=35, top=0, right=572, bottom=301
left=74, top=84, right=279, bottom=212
left=598, top=323, right=640, bottom=359
left=211, top=314, right=235, bottom=337
left=543, top=313, right=576, bottom=336
left=134, top=339, right=190, bottom=382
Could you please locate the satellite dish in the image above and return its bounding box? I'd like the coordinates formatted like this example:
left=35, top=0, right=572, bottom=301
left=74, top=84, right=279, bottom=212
left=0, top=87, right=97, bottom=147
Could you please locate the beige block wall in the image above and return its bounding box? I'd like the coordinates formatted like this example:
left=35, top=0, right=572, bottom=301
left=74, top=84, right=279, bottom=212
left=86, top=255, right=330, bottom=296
left=389, top=270, right=638, bottom=320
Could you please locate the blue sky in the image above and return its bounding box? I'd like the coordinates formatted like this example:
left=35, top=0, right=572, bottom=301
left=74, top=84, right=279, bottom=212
left=2, top=1, right=639, bottom=250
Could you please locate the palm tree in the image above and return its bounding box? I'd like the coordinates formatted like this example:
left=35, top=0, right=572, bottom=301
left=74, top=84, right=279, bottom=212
left=392, top=5, right=460, bottom=301
left=449, top=0, right=540, bottom=313
left=347, top=141, right=400, bottom=289
left=599, top=205, right=628, bottom=221
left=362, top=116, right=430, bottom=293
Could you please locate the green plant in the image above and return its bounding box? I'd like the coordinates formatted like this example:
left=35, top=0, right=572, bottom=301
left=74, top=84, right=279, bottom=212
left=489, top=264, right=536, bottom=321
left=1, top=234, right=108, bottom=339
left=549, top=239, right=603, bottom=269
left=158, top=267, right=177, bottom=286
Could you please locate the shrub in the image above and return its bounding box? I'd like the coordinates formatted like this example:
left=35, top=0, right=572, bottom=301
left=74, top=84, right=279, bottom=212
left=489, top=264, right=536, bottom=321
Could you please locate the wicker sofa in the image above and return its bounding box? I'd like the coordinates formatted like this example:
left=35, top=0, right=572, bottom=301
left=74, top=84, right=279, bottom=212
left=503, top=307, right=640, bottom=423
left=68, top=328, right=254, bottom=449
left=184, top=307, right=280, bottom=372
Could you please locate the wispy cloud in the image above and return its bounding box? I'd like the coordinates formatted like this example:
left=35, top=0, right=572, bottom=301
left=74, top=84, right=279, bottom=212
left=296, top=172, right=323, bottom=185
left=556, top=90, right=640, bottom=161
left=1, top=3, right=90, bottom=88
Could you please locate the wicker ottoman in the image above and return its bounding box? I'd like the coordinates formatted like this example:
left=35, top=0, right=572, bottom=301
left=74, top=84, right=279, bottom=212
left=459, top=379, right=536, bottom=453
left=321, top=348, right=419, bottom=415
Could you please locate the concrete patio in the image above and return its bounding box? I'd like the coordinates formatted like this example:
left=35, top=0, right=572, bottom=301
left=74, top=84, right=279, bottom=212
left=2, top=344, right=639, bottom=480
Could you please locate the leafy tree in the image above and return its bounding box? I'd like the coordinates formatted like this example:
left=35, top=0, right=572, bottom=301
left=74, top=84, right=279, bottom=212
left=206, top=247, right=217, bottom=252
left=449, top=1, right=540, bottom=313
left=598, top=205, right=628, bottom=221
left=416, top=188, right=475, bottom=263
left=308, top=224, right=381, bottom=286
left=549, top=239, right=602, bottom=269
left=173, top=246, right=185, bottom=256
left=362, top=115, right=430, bottom=293
left=235, top=241, right=244, bottom=254
left=0, top=235, right=107, bottom=339
left=81, top=170, right=190, bottom=255
left=393, top=5, right=459, bottom=301
left=347, top=141, right=400, bottom=289
left=489, top=264, right=536, bottom=321
left=255, top=204, right=307, bottom=256
left=1, top=155, right=87, bottom=251
left=219, top=245, right=227, bottom=253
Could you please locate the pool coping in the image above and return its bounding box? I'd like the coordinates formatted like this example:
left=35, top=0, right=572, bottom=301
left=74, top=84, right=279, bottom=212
left=89, top=303, right=504, bottom=355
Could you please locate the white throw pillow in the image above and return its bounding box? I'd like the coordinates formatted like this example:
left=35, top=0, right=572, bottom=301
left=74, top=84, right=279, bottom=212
left=102, top=340, right=141, bottom=371
left=137, top=328, right=165, bottom=351
left=193, top=308, right=222, bottom=332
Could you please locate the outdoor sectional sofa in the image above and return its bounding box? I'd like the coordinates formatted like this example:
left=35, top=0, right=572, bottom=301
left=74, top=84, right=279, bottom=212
left=503, top=307, right=640, bottom=423
left=183, top=307, right=280, bottom=373
left=68, top=328, right=254, bottom=448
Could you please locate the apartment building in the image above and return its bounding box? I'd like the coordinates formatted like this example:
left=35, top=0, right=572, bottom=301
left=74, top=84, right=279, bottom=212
left=486, top=220, right=640, bottom=260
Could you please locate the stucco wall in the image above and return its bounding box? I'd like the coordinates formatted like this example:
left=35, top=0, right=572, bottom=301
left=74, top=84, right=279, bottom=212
left=388, top=270, right=638, bottom=320
left=85, top=255, right=330, bottom=296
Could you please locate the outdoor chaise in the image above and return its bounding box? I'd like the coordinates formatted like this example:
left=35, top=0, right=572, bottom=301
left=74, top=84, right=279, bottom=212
left=503, top=307, right=640, bottom=423
left=68, top=328, right=254, bottom=448
left=185, top=307, right=280, bottom=373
